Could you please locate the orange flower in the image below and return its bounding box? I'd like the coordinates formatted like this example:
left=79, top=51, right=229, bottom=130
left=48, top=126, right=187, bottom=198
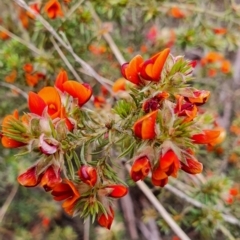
left=55, top=70, right=92, bottom=107
left=180, top=156, right=203, bottom=174
left=183, top=90, right=210, bottom=106
left=130, top=156, right=151, bottom=182
left=112, top=78, right=126, bottom=92
left=208, top=68, right=217, bottom=77
left=40, top=166, right=62, bottom=191
left=229, top=188, right=238, bottom=196
left=133, top=110, right=158, bottom=139
left=28, top=87, right=62, bottom=119
left=170, top=7, right=186, bottom=19
left=201, top=52, right=223, bottom=65
left=207, top=127, right=226, bottom=146
left=213, top=28, right=227, bottom=35
left=140, top=48, right=170, bottom=82
left=105, top=185, right=128, bottom=198
left=44, top=0, right=63, bottom=19
left=93, top=96, right=106, bottom=108
left=97, top=207, right=114, bottom=229
left=221, top=60, right=231, bottom=74
left=23, top=63, right=33, bottom=73
left=51, top=179, right=80, bottom=215
left=174, top=96, right=197, bottom=122
left=140, top=44, right=148, bottom=53
left=19, top=9, right=29, bottom=29
left=121, top=55, right=144, bottom=85
left=27, top=3, right=40, bottom=19
left=5, top=70, right=17, bottom=83
left=192, top=129, right=221, bottom=145
left=78, top=165, right=97, bottom=187
left=152, top=150, right=180, bottom=187
left=89, top=44, right=106, bottom=55
left=17, top=166, right=42, bottom=187
left=1, top=110, right=26, bottom=148
left=25, top=73, right=39, bottom=87
left=0, top=31, right=10, bottom=40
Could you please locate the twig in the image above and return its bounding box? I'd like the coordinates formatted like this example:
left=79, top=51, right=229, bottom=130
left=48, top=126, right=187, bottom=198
left=118, top=168, right=139, bottom=240
left=87, top=2, right=126, bottom=65
left=83, top=216, right=90, bottom=240
left=0, top=82, right=28, bottom=99
left=165, top=184, right=240, bottom=226
left=13, top=0, right=114, bottom=95
left=0, top=25, right=43, bottom=56
left=125, top=164, right=191, bottom=240
left=50, top=37, right=83, bottom=83
left=0, top=185, right=18, bottom=225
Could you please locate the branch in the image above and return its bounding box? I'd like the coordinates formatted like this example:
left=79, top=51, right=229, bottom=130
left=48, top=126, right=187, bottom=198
left=0, top=185, right=18, bottom=225
left=87, top=2, right=126, bottom=65
left=0, top=82, right=28, bottom=99
left=50, top=37, right=83, bottom=83
left=0, top=25, right=43, bottom=56
left=13, top=0, right=114, bottom=95
left=125, top=164, right=191, bottom=240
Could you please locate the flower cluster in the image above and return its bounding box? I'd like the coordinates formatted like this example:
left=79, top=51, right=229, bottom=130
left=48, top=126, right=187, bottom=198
left=201, top=52, right=231, bottom=77
left=118, top=48, right=225, bottom=187
left=1, top=70, right=127, bottom=229
left=1, top=49, right=225, bottom=229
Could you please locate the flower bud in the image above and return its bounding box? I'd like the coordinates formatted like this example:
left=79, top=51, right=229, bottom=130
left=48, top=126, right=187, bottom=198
left=106, top=185, right=128, bottom=198
left=180, top=157, right=203, bottom=174
left=78, top=165, right=97, bottom=187
left=97, top=207, right=114, bottom=229
left=130, top=156, right=151, bottom=181
left=17, top=166, right=42, bottom=187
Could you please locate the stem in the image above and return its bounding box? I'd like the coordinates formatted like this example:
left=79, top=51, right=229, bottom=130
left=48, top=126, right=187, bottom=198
left=125, top=164, right=191, bottom=240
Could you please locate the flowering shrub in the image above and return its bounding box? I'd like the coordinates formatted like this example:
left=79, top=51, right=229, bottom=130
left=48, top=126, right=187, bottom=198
left=1, top=0, right=240, bottom=239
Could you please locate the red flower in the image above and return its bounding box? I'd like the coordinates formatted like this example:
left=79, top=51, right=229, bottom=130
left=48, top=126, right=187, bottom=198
left=51, top=179, right=80, bottom=215
left=152, top=150, right=180, bottom=187
left=133, top=110, right=158, bottom=139
left=192, top=129, right=222, bottom=145
left=28, top=87, right=62, bottom=119
left=184, top=90, right=210, bottom=106
left=23, top=63, right=33, bottom=73
left=169, top=7, right=186, bottom=19
left=175, top=96, right=197, bottom=122
left=130, top=156, right=151, bottom=181
left=78, top=165, right=97, bottom=187
left=17, top=166, right=42, bottom=187
left=142, top=92, right=169, bottom=113
left=180, top=157, right=203, bottom=174
left=105, top=185, right=128, bottom=198
left=40, top=165, right=62, bottom=191
left=44, top=0, right=63, bottom=19
left=97, top=207, right=114, bottom=229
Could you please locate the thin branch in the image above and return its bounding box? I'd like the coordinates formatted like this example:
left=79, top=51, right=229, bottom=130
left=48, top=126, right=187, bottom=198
left=0, top=25, right=43, bottom=56
left=0, top=82, right=28, bottom=99
left=125, top=164, right=191, bottom=240
left=83, top=216, right=90, bottom=240
left=13, top=0, right=114, bottom=95
left=0, top=185, right=18, bottom=225
left=87, top=2, right=126, bottom=65
left=165, top=184, right=240, bottom=226
left=50, top=37, right=83, bottom=83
